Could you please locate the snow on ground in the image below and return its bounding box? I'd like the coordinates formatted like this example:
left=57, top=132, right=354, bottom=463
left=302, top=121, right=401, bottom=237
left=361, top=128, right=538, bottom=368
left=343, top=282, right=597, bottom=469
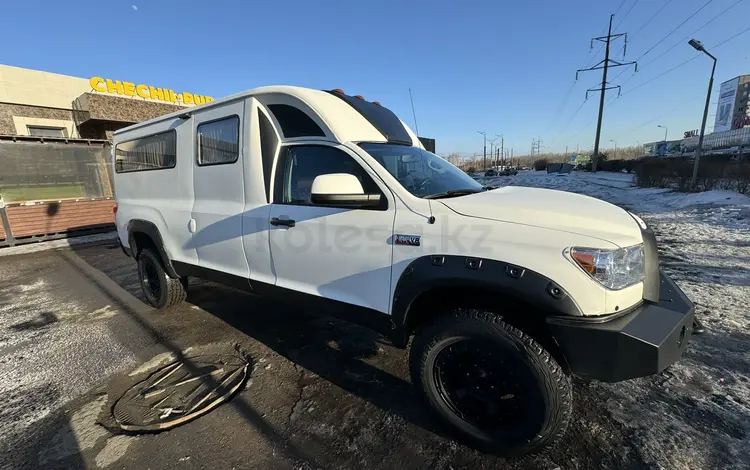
left=478, top=170, right=750, bottom=469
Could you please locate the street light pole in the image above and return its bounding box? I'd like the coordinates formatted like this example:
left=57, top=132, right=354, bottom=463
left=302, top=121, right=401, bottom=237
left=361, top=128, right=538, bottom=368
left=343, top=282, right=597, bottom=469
left=488, top=135, right=500, bottom=168
left=478, top=131, right=487, bottom=171
left=688, top=38, right=717, bottom=188
left=657, top=125, right=668, bottom=142
left=609, top=139, right=617, bottom=159
left=497, top=134, right=504, bottom=168
left=657, top=125, right=668, bottom=157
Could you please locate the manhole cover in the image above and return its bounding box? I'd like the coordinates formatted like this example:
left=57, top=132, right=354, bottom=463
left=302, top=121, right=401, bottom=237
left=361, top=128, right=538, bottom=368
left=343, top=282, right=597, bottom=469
left=113, top=354, right=250, bottom=432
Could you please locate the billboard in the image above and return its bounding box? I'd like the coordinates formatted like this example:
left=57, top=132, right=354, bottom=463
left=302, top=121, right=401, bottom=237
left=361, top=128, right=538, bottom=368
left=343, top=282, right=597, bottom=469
left=714, top=77, right=739, bottom=133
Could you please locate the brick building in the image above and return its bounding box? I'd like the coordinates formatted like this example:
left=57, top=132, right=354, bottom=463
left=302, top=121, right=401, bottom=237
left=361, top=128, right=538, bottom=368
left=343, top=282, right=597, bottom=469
left=0, top=64, right=213, bottom=140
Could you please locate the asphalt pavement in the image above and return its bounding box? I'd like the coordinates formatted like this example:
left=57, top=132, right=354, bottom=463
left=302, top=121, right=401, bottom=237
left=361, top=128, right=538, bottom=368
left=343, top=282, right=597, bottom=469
left=0, top=240, right=652, bottom=470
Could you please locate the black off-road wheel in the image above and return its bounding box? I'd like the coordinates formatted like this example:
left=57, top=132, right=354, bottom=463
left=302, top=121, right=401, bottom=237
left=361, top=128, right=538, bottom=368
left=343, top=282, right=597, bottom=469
left=137, top=247, right=187, bottom=309
left=410, top=309, right=572, bottom=456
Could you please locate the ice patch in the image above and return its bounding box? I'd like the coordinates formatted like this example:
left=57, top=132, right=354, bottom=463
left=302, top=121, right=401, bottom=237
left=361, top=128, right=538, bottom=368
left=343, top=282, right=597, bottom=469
left=38, top=395, right=108, bottom=465
left=95, top=435, right=134, bottom=468
left=87, top=305, right=118, bottom=320
left=128, top=348, right=194, bottom=377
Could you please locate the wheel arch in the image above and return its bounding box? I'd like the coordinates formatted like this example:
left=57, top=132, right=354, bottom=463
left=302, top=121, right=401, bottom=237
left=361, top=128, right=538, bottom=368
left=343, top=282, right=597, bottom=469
left=127, top=219, right=179, bottom=279
left=390, top=255, right=580, bottom=368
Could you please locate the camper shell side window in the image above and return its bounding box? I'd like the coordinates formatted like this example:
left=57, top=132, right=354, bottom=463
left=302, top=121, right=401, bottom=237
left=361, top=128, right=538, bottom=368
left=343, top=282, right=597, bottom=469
left=114, top=130, right=177, bottom=173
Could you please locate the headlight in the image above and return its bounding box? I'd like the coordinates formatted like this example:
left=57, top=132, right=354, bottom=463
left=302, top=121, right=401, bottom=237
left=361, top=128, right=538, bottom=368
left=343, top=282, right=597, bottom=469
left=570, top=245, right=645, bottom=290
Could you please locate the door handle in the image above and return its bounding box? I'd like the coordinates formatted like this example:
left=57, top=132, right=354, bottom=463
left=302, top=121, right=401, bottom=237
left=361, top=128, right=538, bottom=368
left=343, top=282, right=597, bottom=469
left=270, top=217, right=296, bottom=227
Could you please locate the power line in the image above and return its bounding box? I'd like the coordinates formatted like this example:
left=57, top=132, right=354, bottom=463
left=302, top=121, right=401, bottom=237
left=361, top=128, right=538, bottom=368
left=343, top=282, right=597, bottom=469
left=630, top=0, right=676, bottom=39
left=629, top=55, right=699, bottom=94
left=615, top=0, right=640, bottom=30
left=609, top=0, right=739, bottom=86
left=548, top=98, right=590, bottom=146
left=606, top=0, right=678, bottom=82
left=563, top=94, right=619, bottom=149
left=639, top=0, right=745, bottom=72
left=634, top=0, right=715, bottom=62
left=622, top=23, right=750, bottom=96
left=602, top=22, right=750, bottom=117
left=545, top=81, right=578, bottom=134
left=613, top=0, right=630, bottom=17
left=611, top=94, right=703, bottom=141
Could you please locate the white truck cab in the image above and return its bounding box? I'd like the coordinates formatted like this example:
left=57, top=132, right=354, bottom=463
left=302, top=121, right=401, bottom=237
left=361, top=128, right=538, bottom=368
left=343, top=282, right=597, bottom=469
left=113, top=86, right=696, bottom=455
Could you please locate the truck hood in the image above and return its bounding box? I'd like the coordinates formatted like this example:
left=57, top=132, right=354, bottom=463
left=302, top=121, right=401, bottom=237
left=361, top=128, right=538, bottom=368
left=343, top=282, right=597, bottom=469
left=438, top=186, right=642, bottom=247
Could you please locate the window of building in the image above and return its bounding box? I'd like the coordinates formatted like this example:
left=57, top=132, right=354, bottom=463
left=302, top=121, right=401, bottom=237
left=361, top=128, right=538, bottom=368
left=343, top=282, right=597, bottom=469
left=197, top=116, right=240, bottom=165
left=27, top=126, right=67, bottom=138
left=115, top=130, right=176, bottom=173
left=273, top=145, right=384, bottom=209
left=267, top=104, right=325, bottom=138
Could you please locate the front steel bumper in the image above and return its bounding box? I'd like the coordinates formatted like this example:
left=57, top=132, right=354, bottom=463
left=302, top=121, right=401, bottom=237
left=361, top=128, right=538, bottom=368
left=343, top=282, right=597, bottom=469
left=547, top=270, right=694, bottom=382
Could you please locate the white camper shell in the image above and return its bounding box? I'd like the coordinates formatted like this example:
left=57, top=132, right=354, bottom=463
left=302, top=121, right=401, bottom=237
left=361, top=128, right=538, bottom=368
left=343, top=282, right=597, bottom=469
left=113, top=86, right=697, bottom=455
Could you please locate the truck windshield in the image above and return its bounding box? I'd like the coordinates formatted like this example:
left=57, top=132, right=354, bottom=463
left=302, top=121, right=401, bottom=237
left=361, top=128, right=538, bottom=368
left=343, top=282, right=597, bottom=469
left=360, top=143, right=484, bottom=198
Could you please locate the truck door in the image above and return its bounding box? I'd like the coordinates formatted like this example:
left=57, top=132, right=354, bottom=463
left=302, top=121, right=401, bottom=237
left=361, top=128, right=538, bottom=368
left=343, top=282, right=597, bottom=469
left=190, top=101, right=250, bottom=278
left=268, top=144, right=395, bottom=314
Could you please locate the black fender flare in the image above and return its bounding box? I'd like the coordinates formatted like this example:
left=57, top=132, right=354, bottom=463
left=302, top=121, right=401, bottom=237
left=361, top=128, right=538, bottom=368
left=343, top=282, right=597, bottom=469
left=127, top=219, right=180, bottom=279
left=390, top=255, right=582, bottom=342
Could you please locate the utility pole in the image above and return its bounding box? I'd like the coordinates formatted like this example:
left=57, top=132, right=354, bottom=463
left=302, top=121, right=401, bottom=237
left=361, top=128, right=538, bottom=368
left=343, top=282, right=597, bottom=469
left=531, top=139, right=535, bottom=159
left=478, top=131, right=487, bottom=170
left=577, top=14, right=637, bottom=172
left=500, top=137, right=504, bottom=168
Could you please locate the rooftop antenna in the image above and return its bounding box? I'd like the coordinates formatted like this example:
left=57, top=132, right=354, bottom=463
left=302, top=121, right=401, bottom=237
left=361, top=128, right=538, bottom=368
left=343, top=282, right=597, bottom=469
left=409, top=88, right=420, bottom=137
left=409, top=88, right=435, bottom=224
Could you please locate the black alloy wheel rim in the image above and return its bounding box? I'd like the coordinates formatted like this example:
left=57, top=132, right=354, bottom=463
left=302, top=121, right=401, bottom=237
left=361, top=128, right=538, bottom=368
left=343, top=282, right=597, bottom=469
left=141, top=257, right=162, bottom=298
left=433, top=338, right=543, bottom=437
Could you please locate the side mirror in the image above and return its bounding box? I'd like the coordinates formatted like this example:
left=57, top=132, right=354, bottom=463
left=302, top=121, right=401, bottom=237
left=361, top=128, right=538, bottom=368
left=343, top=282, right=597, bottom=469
left=310, top=173, right=381, bottom=207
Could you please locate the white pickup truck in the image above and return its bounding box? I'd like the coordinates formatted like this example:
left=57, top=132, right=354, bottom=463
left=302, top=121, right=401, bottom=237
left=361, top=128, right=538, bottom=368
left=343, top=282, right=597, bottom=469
left=112, top=86, right=696, bottom=455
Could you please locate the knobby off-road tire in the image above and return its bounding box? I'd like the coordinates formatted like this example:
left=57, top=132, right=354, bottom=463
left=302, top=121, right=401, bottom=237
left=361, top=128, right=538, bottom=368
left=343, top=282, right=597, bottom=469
left=410, top=309, right=572, bottom=456
left=137, top=247, right=187, bottom=309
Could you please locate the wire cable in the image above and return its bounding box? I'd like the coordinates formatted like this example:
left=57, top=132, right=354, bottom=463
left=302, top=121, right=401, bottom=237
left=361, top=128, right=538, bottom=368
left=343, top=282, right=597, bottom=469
left=549, top=99, right=590, bottom=146
left=561, top=20, right=750, bottom=151
left=545, top=81, right=578, bottom=134
left=630, top=0, right=676, bottom=40
left=633, top=0, right=715, bottom=62
left=609, top=0, right=741, bottom=85
left=611, top=94, right=703, bottom=141
left=599, top=21, right=748, bottom=122
left=639, top=0, right=745, bottom=72
left=622, top=23, right=750, bottom=96
left=613, top=0, right=629, bottom=17
left=615, top=0, right=640, bottom=30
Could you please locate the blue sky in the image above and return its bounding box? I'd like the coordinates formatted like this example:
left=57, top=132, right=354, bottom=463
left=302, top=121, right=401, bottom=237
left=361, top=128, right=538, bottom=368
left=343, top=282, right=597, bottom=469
left=2, top=0, right=749, bottom=156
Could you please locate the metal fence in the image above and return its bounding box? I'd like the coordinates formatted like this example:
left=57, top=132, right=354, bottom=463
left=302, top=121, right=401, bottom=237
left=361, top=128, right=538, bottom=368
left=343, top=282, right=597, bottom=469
left=0, top=138, right=113, bottom=203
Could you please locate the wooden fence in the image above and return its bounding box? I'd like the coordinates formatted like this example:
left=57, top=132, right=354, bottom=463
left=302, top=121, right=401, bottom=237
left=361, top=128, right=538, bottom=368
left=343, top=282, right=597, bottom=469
left=0, top=198, right=115, bottom=247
